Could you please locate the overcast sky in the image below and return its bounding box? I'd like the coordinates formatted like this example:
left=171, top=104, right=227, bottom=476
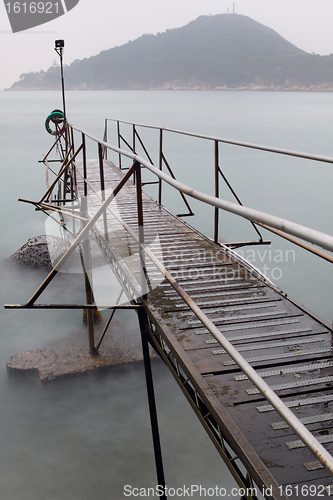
left=1, top=0, right=333, bottom=89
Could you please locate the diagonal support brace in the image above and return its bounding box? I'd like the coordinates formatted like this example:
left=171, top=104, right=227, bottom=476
left=25, top=161, right=138, bottom=307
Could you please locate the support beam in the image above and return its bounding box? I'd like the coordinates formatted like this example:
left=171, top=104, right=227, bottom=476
left=24, top=162, right=137, bottom=307
left=137, top=308, right=167, bottom=500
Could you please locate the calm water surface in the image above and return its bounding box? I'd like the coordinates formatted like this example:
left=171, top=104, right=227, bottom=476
left=1, top=90, right=333, bottom=499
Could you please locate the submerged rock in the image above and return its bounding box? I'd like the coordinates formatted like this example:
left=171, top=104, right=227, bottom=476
left=6, top=318, right=148, bottom=381
left=10, top=235, right=64, bottom=270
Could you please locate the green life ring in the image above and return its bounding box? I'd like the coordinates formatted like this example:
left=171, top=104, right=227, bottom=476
left=45, top=110, right=65, bottom=136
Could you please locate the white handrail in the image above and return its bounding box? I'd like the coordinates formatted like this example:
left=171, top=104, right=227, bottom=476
left=106, top=118, right=333, bottom=165
left=70, top=124, right=333, bottom=253
left=69, top=123, right=333, bottom=474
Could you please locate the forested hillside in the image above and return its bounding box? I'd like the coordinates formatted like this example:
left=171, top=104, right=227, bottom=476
left=9, top=14, right=333, bottom=91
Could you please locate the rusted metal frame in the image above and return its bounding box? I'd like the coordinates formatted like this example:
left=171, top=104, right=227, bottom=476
left=39, top=145, right=82, bottom=204
left=70, top=126, right=75, bottom=156
left=55, top=126, right=68, bottom=162
left=257, top=223, right=333, bottom=265
left=134, top=128, right=155, bottom=165
left=109, top=119, right=333, bottom=165
left=137, top=308, right=167, bottom=499
left=242, top=474, right=256, bottom=500
left=98, top=143, right=109, bottom=240
left=78, top=171, right=154, bottom=299
left=35, top=204, right=74, bottom=239
left=148, top=266, right=333, bottom=472
left=57, top=173, right=62, bottom=206
left=91, top=225, right=139, bottom=304
left=48, top=199, right=76, bottom=204
left=135, top=162, right=152, bottom=297
left=132, top=124, right=136, bottom=154
left=4, top=304, right=142, bottom=309
left=74, top=170, right=142, bottom=304
left=95, top=289, right=124, bottom=352
left=161, top=152, right=194, bottom=216
left=214, top=140, right=219, bottom=243
left=105, top=200, right=333, bottom=474
left=158, top=128, right=163, bottom=205
left=24, top=163, right=137, bottom=307
left=217, top=165, right=264, bottom=242
left=18, top=198, right=88, bottom=222
left=143, top=305, right=268, bottom=500
left=117, top=121, right=122, bottom=169
left=45, top=166, right=65, bottom=194
left=142, top=181, right=159, bottom=186
left=40, top=133, right=64, bottom=164
left=70, top=124, right=333, bottom=250
left=70, top=126, right=77, bottom=201
left=39, top=159, right=62, bottom=164
left=138, top=155, right=333, bottom=252
left=81, top=208, right=95, bottom=353
left=38, top=202, right=86, bottom=221
left=82, top=133, right=88, bottom=199
left=103, top=119, right=108, bottom=159
left=222, top=240, right=271, bottom=249
left=119, top=133, right=134, bottom=153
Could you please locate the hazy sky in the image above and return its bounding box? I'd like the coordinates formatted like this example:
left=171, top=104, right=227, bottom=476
left=1, top=0, right=333, bottom=89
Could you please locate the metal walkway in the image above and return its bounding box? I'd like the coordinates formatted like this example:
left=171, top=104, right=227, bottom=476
left=75, top=157, right=333, bottom=500
left=8, top=118, right=333, bottom=500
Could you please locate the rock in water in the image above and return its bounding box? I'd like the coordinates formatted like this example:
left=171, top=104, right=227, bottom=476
left=10, top=235, right=64, bottom=270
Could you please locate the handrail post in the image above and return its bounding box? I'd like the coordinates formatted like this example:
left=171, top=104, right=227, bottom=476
left=70, top=125, right=75, bottom=155
left=82, top=133, right=88, bottom=199
left=80, top=190, right=95, bottom=354
left=103, top=119, right=108, bottom=159
left=117, top=120, right=122, bottom=170
left=158, top=128, right=163, bottom=205
left=133, top=124, right=136, bottom=154
left=137, top=308, right=167, bottom=500
left=135, top=161, right=147, bottom=298
left=70, top=126, right=76, bottom=200
left=214, top=140, right=219, bottom=243
left=98, top=142, right=109, bottom=240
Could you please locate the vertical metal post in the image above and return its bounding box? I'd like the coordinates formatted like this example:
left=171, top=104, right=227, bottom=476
left=133, top=124, right=136, bottom=154
left=82, top=133, right=88, bottom=199
left=214, top=140, right=219, bottom=243
left=137, top=308, right=167, bottom=500
left=158, top=128, right=163, bottom=206
left=135, top=161, right=147, bottom=298
left=80, top=195, right=95, bottom=354
left=117, top=120, right=122, bottom=170
left=103, top=119, right=108, bottom=159
left=70, top=126, right=75, bottom=200
left=58, top=47, right=67, bottom=124
left=98, top=143, right=109, bottom=240
left=70, top=125, right=75, bottom=155
left=55, top=42, right=68, bottom=155
left=57, top=174, right=61, bottom=207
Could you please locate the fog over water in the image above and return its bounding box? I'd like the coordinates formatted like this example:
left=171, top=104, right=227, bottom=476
left=1, top=90, right=333, bottom=498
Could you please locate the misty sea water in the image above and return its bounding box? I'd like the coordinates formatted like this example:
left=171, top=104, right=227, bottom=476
left=1, top=89, right=333, bottom=499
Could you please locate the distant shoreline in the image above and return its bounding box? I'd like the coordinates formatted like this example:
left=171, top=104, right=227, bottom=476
left=5, top=86, right=333, bottom=92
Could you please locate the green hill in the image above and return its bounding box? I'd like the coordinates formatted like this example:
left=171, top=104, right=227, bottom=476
left=9, top=14, right=333, bottom=90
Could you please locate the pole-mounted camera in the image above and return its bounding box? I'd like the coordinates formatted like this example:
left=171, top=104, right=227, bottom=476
left=54, top=40, right=66, bottom=123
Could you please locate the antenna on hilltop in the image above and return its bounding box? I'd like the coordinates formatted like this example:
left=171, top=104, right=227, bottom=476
left=233, top=2, right=235, bottom=14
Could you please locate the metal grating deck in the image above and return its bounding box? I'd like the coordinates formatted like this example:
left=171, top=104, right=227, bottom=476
left=77, top=159, right=333, bottom=500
